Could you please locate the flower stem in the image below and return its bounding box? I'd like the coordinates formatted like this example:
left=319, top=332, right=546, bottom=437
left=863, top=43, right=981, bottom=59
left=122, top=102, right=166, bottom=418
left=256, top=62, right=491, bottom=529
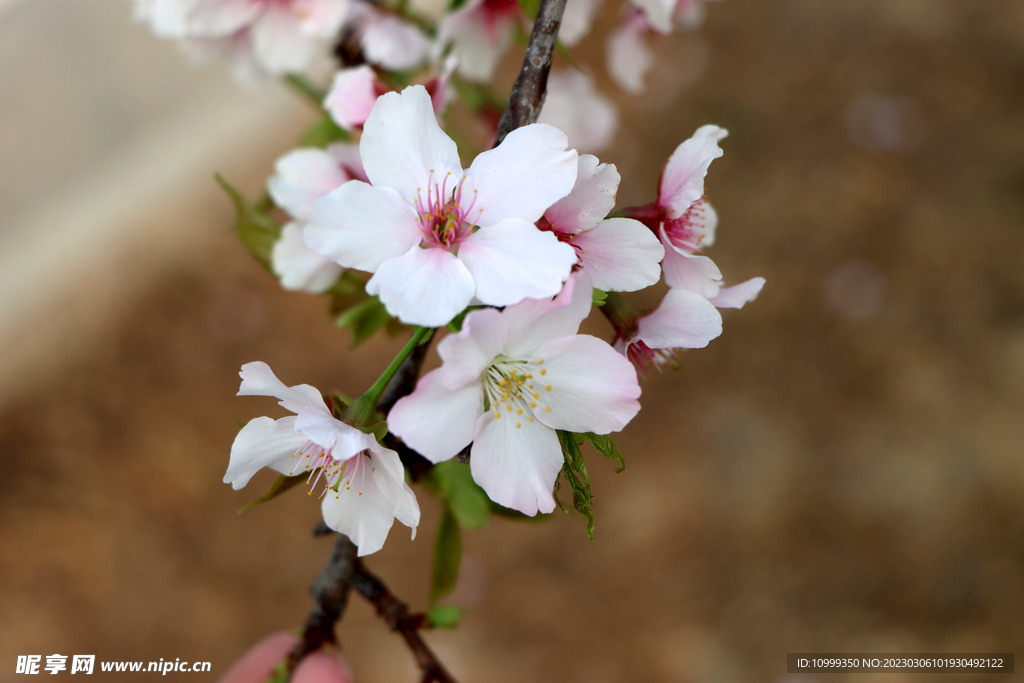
left=344, top=326, right=433, bottom=428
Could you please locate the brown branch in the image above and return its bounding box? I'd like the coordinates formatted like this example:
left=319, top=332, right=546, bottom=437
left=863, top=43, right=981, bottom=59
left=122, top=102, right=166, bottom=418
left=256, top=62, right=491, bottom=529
left=286, top=533, right=359, bottom=673
left=494, top=0, right=569, bottom=146
left=351, top=561, right=459, bottom=683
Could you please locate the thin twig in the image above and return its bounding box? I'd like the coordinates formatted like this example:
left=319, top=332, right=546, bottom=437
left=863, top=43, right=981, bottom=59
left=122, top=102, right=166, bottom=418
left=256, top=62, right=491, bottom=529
left=494, top=0, right=569, bottom=146
left=351, top=562, right=459, bottom=683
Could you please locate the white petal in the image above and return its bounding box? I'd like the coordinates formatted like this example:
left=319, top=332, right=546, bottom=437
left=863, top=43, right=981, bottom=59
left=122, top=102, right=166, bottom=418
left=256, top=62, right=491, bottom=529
left=360, top=86, right=462, bottom=206
left=501, top=271, right=592, bottom=358
left=531, top=334, right=641, bottom=434
left=324, top=65, right=380, bottom=131
left=463, top=124, right=578, bottom=227
left=326, top=142, right=367, bottom=182
left=321, top=455, right=396, bottom=556
left=224, top=416, right=308, bottom=490
left=439, top=0, right=515, bottom=82
left=369, top=447, right=421, bottom=533
left=250, top=2, right=315, bottom=73
left=637, top=288, right=722, bottom=349
left=709, top=277, right=765, bottom=309
left=388, top=369, right=483, bottom=463
left=367, top=246, right=476, bottom=327
left=268, top=148, right=352, bottom=220
left=436, top=307, right=509, bottom=390
left=186, top=0, right=262, bottom=36
left=573, top=217, right=664, bottom=292
left=694, top=124, right=728, bottom=142
left=537, top=72, right=618, bottom=154
left=659, top=131, right=724, bottom=218
left=237, top=361, right=327, bottom=414
left=291, top=0, right=348, bottom=36
left=660, top=229, right=723, bottom=297
left=361, top=16, right=430, bottom=70
left=543, top=154, right=619, bottom=234
left=607, top=16, right=653, bottom=94
left=272, top=222, right=343, bottom=293
left=458, top=219, right=577, bottom=307
left=470, top=411, right=561, bottom=516
left=306, top=181, right=422, bottom=272
left=631, top=0, right=674, bottom=33
left=294, top=408, right=378, bottom=459
left=559, top=0, right=601, bottom=46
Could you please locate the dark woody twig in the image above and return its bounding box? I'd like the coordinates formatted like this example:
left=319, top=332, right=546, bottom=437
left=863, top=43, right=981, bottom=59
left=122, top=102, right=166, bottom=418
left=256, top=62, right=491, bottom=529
left=494, top=0, right=569, bottom=146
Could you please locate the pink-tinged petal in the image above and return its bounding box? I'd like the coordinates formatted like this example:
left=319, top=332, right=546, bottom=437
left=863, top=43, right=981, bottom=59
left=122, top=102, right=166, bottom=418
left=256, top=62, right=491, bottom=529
left=658, top=130, right=724, bottom=218
left=186, top=0, right=262, bottom=36
left=660, top=230, right=723, bottom=297
left=388, top=370, right=483, bottom=463
left=631, top=0, right=675, bottom=33
left=674, top=0, right=707, bottom=28
left=225, top=416, right=308, bottom=489
left=543, top=154, right=620, bottom=234
left=326, top=143, right=367, bottom=182
left=436, top=308, right=509, bottom=390
left=367, top=246, right=476, bottom=326
left=573, top=217, right=664, bottom=292
left=291, top=0, right=348, bottom=36
left=237, top=361, right=327, bottom=413
left=470, top=411, right=561, bottom=516
left=439, top=0, right=516, bottom=82
left=250, top=2, right=316, bottom=73
left=294, top=409, right=378, bottom=459
left=537, top=72, right=618, bottom=154
left=360, top=86, right=462, bottom=206
left=502, top=271, right=592, bottom=359
left=268, top=149, right=351, bottom=219
left=531, top=334, right=640, bottom=434
left=560, top=0, right=601, bottom=46
left=458, top=219, right=577, bottom=307
left=463, top=124, right=578, bottom=226
left=637, top=288, right=722, bottom=349
left=321, top=456, right=396, bottom=556
left=693, top=124, right=728, bottom=141
left=306, top=181, right=422, bottom=271
left=607, top=15, right=653, bottom=94
left=709, top=277, right=765, bottom=309
left=361, top=16, right=430, bottom=70
left=369, top=447, right=420, bottom=534
left=272, top=222, right=343, bottom=293
left=324, top=66, right=381, bottom=131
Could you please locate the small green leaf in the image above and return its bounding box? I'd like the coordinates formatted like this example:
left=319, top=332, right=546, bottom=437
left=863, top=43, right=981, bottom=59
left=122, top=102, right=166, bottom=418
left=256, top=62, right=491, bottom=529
left=365, top=420, right=389, bottom=441
left=516, top=0, right=541, bottom=20
left=335, top=296, right=393, bottom=347
left=428, top=461, right=489, bottom=529
left=301, top=113, right=351, bottom=148
left=427, top=604, right=464, bottom=628
left=238, top=474, right=307, bottom=515
left=215, top=174, right=282, bottom=273
left=582, top=432, right=625, bottom=473
left=592, top=288, right=608, bottom=307
left=557, top=430, right=595, bottom=539
left=429, top=506, right=462, bottom=607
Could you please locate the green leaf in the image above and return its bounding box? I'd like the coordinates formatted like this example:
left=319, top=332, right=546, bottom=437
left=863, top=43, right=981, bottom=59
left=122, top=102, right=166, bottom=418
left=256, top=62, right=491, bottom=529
left=582, top=432, right=625, bottom=473
left=215, top=174, right=282, bottom=273
left=592, top=288, right=608, bottom=307
left=557, top=430, right=595, bottom=539
left=427, top=604, right=464, bottom=628
left=301, top=113, right=351, bottom=148
left=238, top=474, right=307, bottom=515
left=516, top=0, right=541, bottom=19
left=429, top=505, right=462, bottom=607
left=365, top=420, right=389, bottom=442
left=427, top=461, right=489, bottom=529
left=335, top=296, right=393, bottom=347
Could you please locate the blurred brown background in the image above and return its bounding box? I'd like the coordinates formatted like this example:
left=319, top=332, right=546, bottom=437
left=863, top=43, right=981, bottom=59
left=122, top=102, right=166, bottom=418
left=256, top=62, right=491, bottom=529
left=2, top=0, right=1023, bottom=681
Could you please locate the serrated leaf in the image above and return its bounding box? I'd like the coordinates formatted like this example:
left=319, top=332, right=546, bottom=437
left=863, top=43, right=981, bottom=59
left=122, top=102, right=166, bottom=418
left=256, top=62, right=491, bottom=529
left=238, top=474, right=307, bottom=515
left=429, top=506, right=462, bottom=607
left=582, top=432, right=625, bottom=473
left=301, top=113, right=351, bottom=148
left=557, top=430, right=595, bottom=539
left=215, top=174, right=281, bottom=273
left=592, top=288, right=608, bottom=307
left=427, top=604, right=463, bottom=628
left=428, top=461, right=489, bottom=529
left=336, top=296, right=393, bottom=347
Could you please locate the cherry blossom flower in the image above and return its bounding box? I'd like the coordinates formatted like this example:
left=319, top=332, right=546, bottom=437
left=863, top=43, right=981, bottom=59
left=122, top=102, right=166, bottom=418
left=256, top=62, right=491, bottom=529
left=607, top=12, right=654, bottom=94
left=132, top=0, right=349, bottom=75
left=388, top=274, right=641, bottom=516
left=539, top=155, right=664, bottom=292
left=345, top=0, right=432, bottom=71
left=537, top=71, right=618, bottom=154
left=306, top=85, right=579, bottom=327
left=324, top=59, right=455, bottom=132
left=631, top=0, right=718, bottom=34
left=437, top=0, right=523, bottom=82
left=226, top=362, right=420, bottom=555
left=267, top=145, right=366, bottom=293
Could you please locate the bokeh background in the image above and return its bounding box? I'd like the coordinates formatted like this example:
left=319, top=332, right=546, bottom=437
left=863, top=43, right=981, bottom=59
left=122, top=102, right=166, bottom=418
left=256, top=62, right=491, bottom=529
left=2, top=0, right=1023, bottom=681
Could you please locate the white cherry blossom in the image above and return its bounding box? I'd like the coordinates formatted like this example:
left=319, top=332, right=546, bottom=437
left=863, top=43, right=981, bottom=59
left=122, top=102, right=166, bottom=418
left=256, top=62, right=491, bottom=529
left=226, top=362, right=419, bottom=555
left=388, top=274, right=641, bottom=516
left=437, top=0, right=523, bottom=82
left=306, top=85, right=579, bottom=327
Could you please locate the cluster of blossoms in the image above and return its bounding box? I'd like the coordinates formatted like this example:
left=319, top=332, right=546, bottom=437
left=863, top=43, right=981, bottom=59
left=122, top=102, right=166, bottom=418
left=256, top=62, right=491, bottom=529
left=226, top=84, right=761, bottom=554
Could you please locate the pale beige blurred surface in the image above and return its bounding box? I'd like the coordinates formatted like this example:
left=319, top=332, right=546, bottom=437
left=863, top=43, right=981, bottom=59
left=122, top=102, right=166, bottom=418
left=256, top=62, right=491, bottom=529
left=2, top=1, right=1024, bottom=682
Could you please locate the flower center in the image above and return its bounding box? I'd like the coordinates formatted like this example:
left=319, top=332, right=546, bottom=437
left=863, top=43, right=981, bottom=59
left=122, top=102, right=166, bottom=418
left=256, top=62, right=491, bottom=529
left=481, top=356, right=553, bottom=428
left=415, top=171, right=479, bottom=251
left=286, top=440, right=373, bottom=498
left=662, top=197, right=711, bottom=253
left=622, top=339, right=678, bottom=378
